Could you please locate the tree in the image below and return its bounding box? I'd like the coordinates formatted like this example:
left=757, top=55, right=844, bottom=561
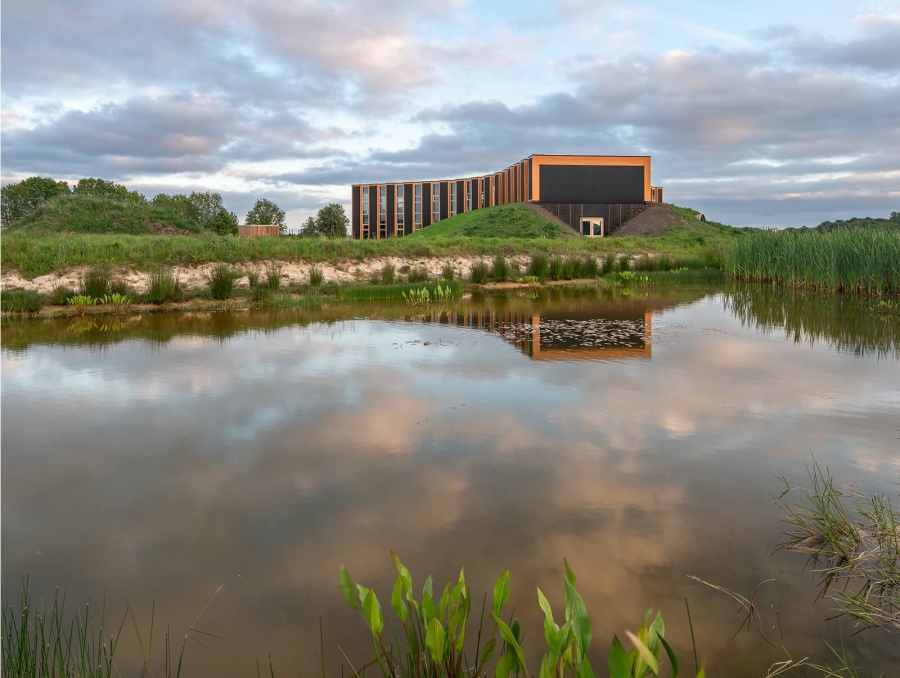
left=212, top=207, right=239, bottom=235
left=73, top=178, right=145, bottom=204
left=245, top=199, right=286, bottom=235
left=315, top=203, right=349, bottom=237
left=187, top=191, right=227, bottom=231
left=1, top=177, right=70, bottom=228
left=300, top=216, right=318, bottom=237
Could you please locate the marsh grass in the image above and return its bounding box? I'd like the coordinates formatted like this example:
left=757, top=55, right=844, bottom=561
left=146, top=268, right=184, bottom=304
left=309, top=266, right=324, bottom=286
left=338, top=281, right=462, bottom=302
left=725, top=228, right=900, bottom=295
left=1, top=288, right=45, bottom=313
left=470, top=261, right=489, bottom=284
left=2, top=579, right=223, bottom=678
left=528, top=254, right=549, bottom=281
left=49, top=285, right=75, bottom=306
left=381, top=263, right=396, bottom=284
left=618, top=254, right=631, bottom=273
left=205, top=264, right=239, bottom=300
left=266, top=263, right=283, bottom=290
left=407, top=267, right=430, bottom=283
left=776, top=457, right=900, bottom=634
left=491, top=255, right=509, bottom=282
left=80, top=265, right=112, bottom=299
left=602, top=254, right=616, bottom=276
left=441, top=264, right=455, bottom=281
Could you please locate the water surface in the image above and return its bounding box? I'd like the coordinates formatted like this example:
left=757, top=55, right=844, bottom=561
left=3, top=285, right=898, bottom=676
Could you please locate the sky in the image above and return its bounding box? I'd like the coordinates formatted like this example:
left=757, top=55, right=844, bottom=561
left=2, top=0, right=899, bottom=230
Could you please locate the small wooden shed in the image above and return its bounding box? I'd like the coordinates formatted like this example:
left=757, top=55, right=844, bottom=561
left=238, top=224, right=280, bottom=237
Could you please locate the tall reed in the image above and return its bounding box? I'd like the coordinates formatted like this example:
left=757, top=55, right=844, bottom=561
left=724, top=228, right=899, bottom=295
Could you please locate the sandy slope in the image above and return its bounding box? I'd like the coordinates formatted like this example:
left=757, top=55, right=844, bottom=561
left=1, top=255, right=538, bottom=294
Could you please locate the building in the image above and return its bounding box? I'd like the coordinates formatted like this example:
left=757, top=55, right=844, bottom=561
left=351, top=154, right=664, bottom=239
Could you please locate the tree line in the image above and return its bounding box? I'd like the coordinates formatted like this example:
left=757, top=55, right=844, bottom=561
left=1, top=176, right=348, bottom=237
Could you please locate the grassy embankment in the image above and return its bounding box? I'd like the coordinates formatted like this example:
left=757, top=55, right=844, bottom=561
left=1, top=201, right=736, bottom=315
left=1, top=202, right=738, bottom=279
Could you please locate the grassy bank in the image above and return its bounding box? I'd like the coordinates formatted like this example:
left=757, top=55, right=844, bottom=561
left=724, top=227, right=900, bottom=295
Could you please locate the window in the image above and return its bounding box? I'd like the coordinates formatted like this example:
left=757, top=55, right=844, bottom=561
left=450, top=182, right=457, bottom=217
left=432, top=182, right=440, bottom=223
left=414, top=183, right=422, bottom=230
left=466, top=182, right=472, bottom=212
left=396, top=184, right=405, bottom=235
left=379, top=185, right=387, bottom=238
left=362, top=186, right=370, bottom=237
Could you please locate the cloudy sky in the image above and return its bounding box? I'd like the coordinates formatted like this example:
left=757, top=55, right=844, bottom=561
left=2, top=0, right=899, bottom=229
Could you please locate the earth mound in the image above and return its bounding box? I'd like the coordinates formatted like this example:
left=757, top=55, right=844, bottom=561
left=612, top=204, right=688, bottom=237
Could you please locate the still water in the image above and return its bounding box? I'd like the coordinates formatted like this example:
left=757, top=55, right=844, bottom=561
left=2, top=285, right=899, bottom=676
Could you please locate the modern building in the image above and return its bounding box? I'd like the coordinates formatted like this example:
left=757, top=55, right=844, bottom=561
left=351, top=154, right=664, bottom=239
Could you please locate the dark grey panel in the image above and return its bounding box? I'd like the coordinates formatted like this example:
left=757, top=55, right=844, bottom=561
left=440, top=182, right=449, bottom=221
left=423, top=183, right=432, bottom=227
left=539, top=165, right=644, bottom=203
left=404, top=184, right=414, bottom=235
left=351, top=185, right=361, bottom=238
left=582, top=204, right=609, bottom=218
left=386, top=185, right=395, bottom=236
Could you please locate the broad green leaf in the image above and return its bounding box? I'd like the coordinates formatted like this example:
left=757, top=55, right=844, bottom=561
left=537, top=588, right=558, bottom=645
left=362, top=587, right=384, bottom=636
left=608, top=635, right=630, bottom=678
left=490, top=613, right=527, bottom=676
left=391, top=551, right=413, bottom=601
left=425, top=617, right=447, bottom=664
left=563, top=558, right=577, bottom=586
left=422, top=593, right=437, bottom=627
left=479, top=638, right=496, bottom=667
left=494, top=653, right=510, bottom=678
left=625, top=630, right=659, bottom=677
left=339, top=567, right=358, bottom=610
left=539, top=656, right=552, bottom=678
left=423, top=575, right=433, bottom=598
left=391, top=576, right=408, bottom=622
left=565, top=579, right=591, bottom=661
left=577, top=657, right=595, bottom=678
left=648, top=612, right=664, bottom=658
left=511, top=619, right=521, bottom=644
left=356, top=584, right=370, bottom=609
left=493, top=569, right=510, bottom=616
left=549, top=623, right=572, bottom=667
left=439, top=582, right=451, bottom=618
left=659, top=636, right=680, bottom=678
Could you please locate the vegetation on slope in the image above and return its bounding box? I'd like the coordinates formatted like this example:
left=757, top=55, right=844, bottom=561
left=405, top=203, right=573, bottom=239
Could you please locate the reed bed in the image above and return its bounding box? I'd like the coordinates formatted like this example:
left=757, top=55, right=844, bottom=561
left=776, top=458, right=900, bottom=635
left=724, top=228, right=900, bottom=295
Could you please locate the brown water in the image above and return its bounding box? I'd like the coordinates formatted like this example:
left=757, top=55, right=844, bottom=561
left=2, top=285, right=899, bottom=676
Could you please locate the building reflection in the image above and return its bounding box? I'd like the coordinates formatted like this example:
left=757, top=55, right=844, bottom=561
left=406, top=306, right=653, bottom=361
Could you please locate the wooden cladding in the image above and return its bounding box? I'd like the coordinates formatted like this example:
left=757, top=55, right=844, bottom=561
left=351, top=154, right=659, bottom=239
left=238, top=225, right=280, bottom=237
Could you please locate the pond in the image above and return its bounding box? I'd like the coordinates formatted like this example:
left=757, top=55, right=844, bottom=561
left=2, top=284, right=899, bottom=676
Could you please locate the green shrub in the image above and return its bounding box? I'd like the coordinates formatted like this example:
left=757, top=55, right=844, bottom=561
left=618, top=254, right=631, bottom=272
left=309, top=266, right=324, bottom=286
left=146, top=268, right=183, bottom=304
left=470, top=261, right=489, bottom=283
left=407, top=266, right=429, bottom=283
left=441, top=264, right=455, bottom=281
left=109, top=279, right=133, bottom=297
left=548, top=256, right=564, bottom=280
left=79, top=265, right=111, bottom=299
left=381, top=263, right=395, bottom=284
left=265, top=263, right=282, bottom=290
left=247, top=270, right=260, bottom=288
left=1, top=288, right=45, bottom=313
left=205, top=264, right=238, bottom=299
left=492, top=255, right=509, bottom=282
left=580, top=255, right=599, bottom=278
left=602, top=253, right=617, bottom=276
left=49, top=285, right=75, bottom=306
left=529, top=253, right=550, bottom=280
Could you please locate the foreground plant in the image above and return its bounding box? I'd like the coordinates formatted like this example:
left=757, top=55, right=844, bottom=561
left=339, top=554, right=699, bottom=678
left=776, top=457, right=900, bottom=634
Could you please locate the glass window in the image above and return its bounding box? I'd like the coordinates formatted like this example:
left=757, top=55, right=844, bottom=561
left=432, top=182, right=440, bottom=223
left=396, top=185, right=404, bottom=234
left=414, top=183, right=422, bottom=229
left=450, top=182, right=457, bottom=217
